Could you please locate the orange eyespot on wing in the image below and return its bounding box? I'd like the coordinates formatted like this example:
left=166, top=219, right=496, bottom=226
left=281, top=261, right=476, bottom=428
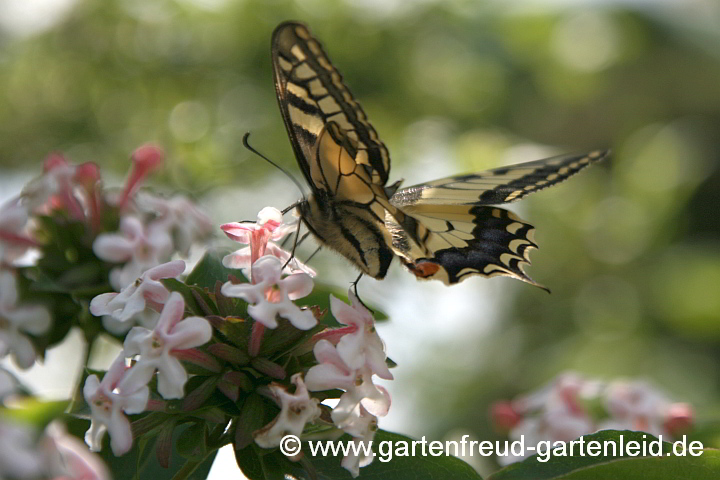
left=406, top=261, right=441, bottom=278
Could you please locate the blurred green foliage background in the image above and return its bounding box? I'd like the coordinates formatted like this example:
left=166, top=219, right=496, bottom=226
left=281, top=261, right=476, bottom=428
left=2, top=0, right=720, bottom=476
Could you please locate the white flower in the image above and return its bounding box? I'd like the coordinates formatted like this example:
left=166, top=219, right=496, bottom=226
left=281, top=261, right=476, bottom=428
left=0, top=419, right=48, bottom=478
left=0, top=368, right=16, bottom=399
left=494, top=372, right=693, bottom=465
left=20, top=154, right=76, bottom=212
left=254, top=373, right=321, bottom=449
left=221, top=256, right=316, bottom=330
left=90, top=260, right=185, bottom=334
left=83, top=354, right=149, bottom=456
left=221, top=207, right=315, bottom=279
left=46, top=422, right=111, bottom=480
left=599, top=380, right=670, bottom=437
left=340, top=406, right=378, bottom=478
left=222, top=242, right=316, bottom=278
left=330, top=290, right=392, bottom=380
left=93, top=215, right=173, bottom=290
left=0, top=270, right=52, bottom=369
left=137, top=192, right=213, bottom=256
left=305, top=340, right=390, bottom=429
left=119, top=292, right=213, bottom=399
left=0, top=200, right=34, bottom=264
left=222, top=207, right=295, bottom=246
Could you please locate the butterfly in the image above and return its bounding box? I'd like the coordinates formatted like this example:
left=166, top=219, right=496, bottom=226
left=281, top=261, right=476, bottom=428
left=271, top=21, right=608, bottom=289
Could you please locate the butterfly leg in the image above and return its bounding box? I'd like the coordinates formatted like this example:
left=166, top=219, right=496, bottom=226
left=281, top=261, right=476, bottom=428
left=282, top=218, right=303, bottom=270
left=305, top=245, right=322, bottom=263
left=350, top=273, right=374, bottom=315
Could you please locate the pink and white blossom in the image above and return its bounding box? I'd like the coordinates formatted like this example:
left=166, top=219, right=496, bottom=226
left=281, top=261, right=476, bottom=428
left=46, top=422, right=111, bottom=480
left=305, top=340, right=390, bottom=428
left=221, top=256, right=316, bottom=330
left=120, top=292, right=213, bottom=399
left=221, top=207, right=314, bottom=279
left=304, top=338, right=386, bottom=478
left=90, top=260, right=186, bottom=334
left=223, top=242, right=316, bottom=278
left=137, top=192, right=213, bottom=256
left=0, top=270, right=52, bottom=369
left=340, top=406, right=378, bottom=478
left=21, top=153, right=77, bottom=213
left=0, top=419, right=48, bottom=479
left=0, top=368, right=16, bottom=399
left=93, top=215, right=173, bottom=290
left=328, top=290, right=392, bottom=380
left=0, top=200, right=36, bottom=264
left=494, top=372, right=695, bottom=465
left=254, top=373, right=321, bottom=449
left=598, top=379, right=676, bottom=437
left=83, top=354, right=149, bottom=456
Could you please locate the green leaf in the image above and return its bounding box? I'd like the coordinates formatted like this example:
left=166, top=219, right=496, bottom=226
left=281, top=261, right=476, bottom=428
left=235, top=444, right=264, bottom=480
left=487, top=430, right=720, bottom=480
left=235, top=393, right=271, bottom=451
left=557, top=450, right=720, bottom=479
left=161, top=279, right=205, bottom=316
left=176, top=422, right=209, bottom=461
left=307, top=429, right=483, bottom=479
left=0, top=399, right=69, bottom=429
left=186, top=250, right=243, bottom=289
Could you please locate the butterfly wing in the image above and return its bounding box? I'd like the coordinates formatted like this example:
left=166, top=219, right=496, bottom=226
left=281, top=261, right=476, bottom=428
left=386, top=204, right=543, bottom=287
left=391, top=150, right=609, bottom=207
left=271, top=21, right=391, bottom=189
left=298, top=122, right=397, bottom=278
left=387, top=151, right=609, bottom=287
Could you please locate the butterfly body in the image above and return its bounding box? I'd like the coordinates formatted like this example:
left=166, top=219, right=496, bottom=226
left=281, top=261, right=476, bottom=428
left=271, top=21, right=608, bottom=288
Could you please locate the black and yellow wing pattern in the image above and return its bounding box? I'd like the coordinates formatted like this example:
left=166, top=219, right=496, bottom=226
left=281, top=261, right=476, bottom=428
left=387, top=151, right=609, bottom=287
left=271, top=21, right=608, bottom=288
left=272, top=21, right=390, bottom=188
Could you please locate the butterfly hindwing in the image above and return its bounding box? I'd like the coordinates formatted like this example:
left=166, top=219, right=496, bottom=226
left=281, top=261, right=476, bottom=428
left=271, top=21, right=391, bottom=189
left=391, top=150, right=609, bottom=207
left=386, top=204, right=543, bottom=287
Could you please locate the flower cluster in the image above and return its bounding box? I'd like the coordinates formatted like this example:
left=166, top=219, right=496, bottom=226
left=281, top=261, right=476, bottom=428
left=77, top=205, right=393, bottom=478
left=4, top=155, right=397, bottom=480
left=0, top=145, right=213, bottom=372
left=83, top=292, right=212, bottom=456
left=93, top=145, right=213, bottom=290
left=218, top=207, right=393, bottom=477
left=491, top=372, right=694, bottom=464
left=303, top=291, right=393, bottom=476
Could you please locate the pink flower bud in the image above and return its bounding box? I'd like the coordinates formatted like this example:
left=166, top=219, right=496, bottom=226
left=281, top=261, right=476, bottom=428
left=119, top=144, right=164, bottom=209
left=490, top=401, right=523, bottom=433
left=74, top=162, right=101, bottom=185
left=664, top=403, right=693, bottom=437
left=43, top=152, right=69, bottom=172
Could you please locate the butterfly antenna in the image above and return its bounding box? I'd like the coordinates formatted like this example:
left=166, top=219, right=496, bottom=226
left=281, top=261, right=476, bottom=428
left=243, top=132, right=307, bottom=199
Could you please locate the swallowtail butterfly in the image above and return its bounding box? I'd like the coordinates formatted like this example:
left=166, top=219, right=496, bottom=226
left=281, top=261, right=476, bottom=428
left=271, top=21, right=608, bottom=288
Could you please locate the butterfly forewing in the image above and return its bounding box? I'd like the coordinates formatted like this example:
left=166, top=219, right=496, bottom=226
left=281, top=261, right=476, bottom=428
left=299, top=123, right=396, bottom=278
left=390, top=150, right=609, bottom=207
left=271, top=22, right=391, bottom=189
